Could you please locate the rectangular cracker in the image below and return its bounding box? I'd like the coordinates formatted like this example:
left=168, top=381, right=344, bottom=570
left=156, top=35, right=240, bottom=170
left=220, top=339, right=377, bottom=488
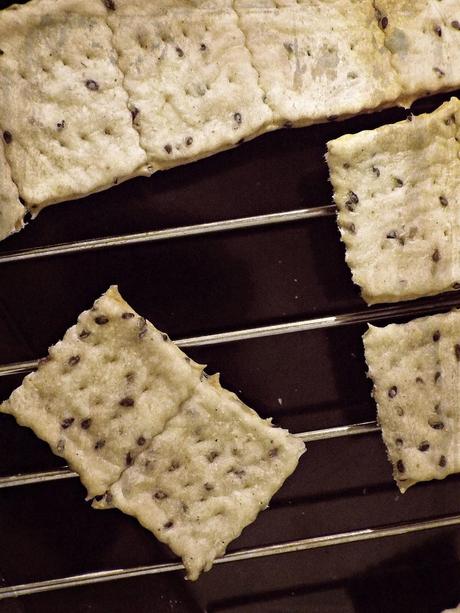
left=327, top=97, right=460, bottom=305
left=0, top=286, right=204, bottom=498
left=363, top=310, right=460, bottom=493
left=234, top=0, right=401, bottom=127
left=0, top=138, right=25, bottom=241
left=0, top=0, right=148, bottom=214
left=97, top=375, right=305, bottom=580
left=375, top=0, right=460, bottom=102
left=107, top=0, right=273, bottom=169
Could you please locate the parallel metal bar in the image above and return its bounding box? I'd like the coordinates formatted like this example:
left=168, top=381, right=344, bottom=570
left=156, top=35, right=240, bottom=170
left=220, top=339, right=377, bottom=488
left=2, top=292, right=459, bottom=379
left=0, top=421, right=380, bottom=490
left=0, top=206, right=335, bottom=264
left=2, top=513, right=460, bottom=600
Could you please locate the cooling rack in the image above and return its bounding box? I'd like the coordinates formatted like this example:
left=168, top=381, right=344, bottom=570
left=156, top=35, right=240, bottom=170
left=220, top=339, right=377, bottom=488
left=1, top=88, right=460, bottom=610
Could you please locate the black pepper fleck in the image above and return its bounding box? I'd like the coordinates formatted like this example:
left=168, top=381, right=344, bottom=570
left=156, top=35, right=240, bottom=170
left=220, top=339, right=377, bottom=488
left=56, top=120, right=66, bottom=130
left=68, top=355, right=80, bottom=366
left=85, top=79, right=99, bottom=91
left=200, top=43, right=207, bottom=51
left=386, top=230, right=397, bottom=239
left=95, top=315, right=109, bottom=325
left=432, top=249, right=440, bottom=262
left=434, top=371, right=441, bottom=383
left=234, top=112, right=242, bottom=124
left=283, top=121, right=293, bottom=129
left=430, top=421, right=444, bottom=430
left=372, top=165, right=380, bottom=177
left=3, top=131, right=12, bottom=144
left=104, top=0, right=116, bottom=9
left=120, top=397, right=135, bottom=407
left=163, top=521, right=174, bottom=529
left=345, top=191, right=359, bottom=211
left=95, top=439, right=106, bottom=450
left=452, top=20, right=460, bottom=30
left=418, top=441, right=430, bottom=452
left=81, top=418, right=92, bottom=429
left=61, top=417, right=75, bottom=429
left=154, top=491, right=168, bottom=500
left=388, top=386, right=398, bottom=398
left=439, top=455, right=447, bottom=467
left=121, top=312, right=135, bottom=319
left=439, top=195, right=449, bottom=207
left=415, top=376, right=424, bottom=384
left=204, top=482, right=214, bottom=491
left=175, top=47, right=184, bottom=57
left=79, top=329, right=90, bottom=339
left=126, top=452, right=133, bottom=466
left=130, top=106, right=139, bottom=121
left=433, top=67, right=445, bottom=77
left=396, top=459, right=405, bottom=473
left=57, top=439, right=65, bottom=453
left=137, top=436, right=146, bottom=446
left=455, top=344, right=460, bottom=361
left=268, top=447, right=279, bottom=458
left=433, top=330, right=441, bottom=342
left=168, top=460, right=180, bottom=471
left=380, top=16, right=388, bottom=29
left=434, top=25, right=442, bottom=36
left=185, top=136, right=193, bottom=146
left=395, top=438, right=403, bottom=447
left=164, top=144, right=172, bottom=154
left=207, top=451, right=219, bottom=463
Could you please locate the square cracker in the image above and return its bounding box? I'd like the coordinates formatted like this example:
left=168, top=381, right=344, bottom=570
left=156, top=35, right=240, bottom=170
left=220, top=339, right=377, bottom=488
left=0, top=138, right=25, bottom=241
left=99, top=375, right=304, bottom=580
left=375, top=0, right=460, bottom=102
left=0, top=0, right=147, bottom=214
left=0, top=286, right=204, bottom=498
left=327, top=97, right=460, bottom=305
left=107, top=0, right=273, bottom=169
left=363, top=310, right=460, bottom=493
left=234, top=0, right=401, bottom=127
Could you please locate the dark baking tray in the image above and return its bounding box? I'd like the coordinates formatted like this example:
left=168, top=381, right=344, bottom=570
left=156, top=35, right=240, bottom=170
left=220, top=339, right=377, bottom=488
left=1, top=2, right=460, bottom=608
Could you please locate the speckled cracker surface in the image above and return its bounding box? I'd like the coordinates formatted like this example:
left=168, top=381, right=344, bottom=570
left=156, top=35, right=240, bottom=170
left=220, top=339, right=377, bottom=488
left=234, top=0, right=401, bottom=127
left=101, top=376, right=305, bottom=580
left=0, top=0, right=147, bottom=212
left=107, top=0, right=272, bottom=168
left=363, top=310, right=460, bottom=493
left=0, top=286, right=203, bottom=497
left=0, top=138, right=25, bottom=241
left=375, top=0, right=460, bottom=101
left=327, top=97, right=460, bottom=305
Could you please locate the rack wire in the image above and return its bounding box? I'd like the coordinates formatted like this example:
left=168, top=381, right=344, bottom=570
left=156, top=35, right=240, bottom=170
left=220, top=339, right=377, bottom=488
left=1, top=203, right=460, bottom=602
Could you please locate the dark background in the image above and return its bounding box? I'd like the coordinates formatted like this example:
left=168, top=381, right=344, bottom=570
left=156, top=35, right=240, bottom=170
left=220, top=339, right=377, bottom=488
left=1, top=0, right=460, bottom=610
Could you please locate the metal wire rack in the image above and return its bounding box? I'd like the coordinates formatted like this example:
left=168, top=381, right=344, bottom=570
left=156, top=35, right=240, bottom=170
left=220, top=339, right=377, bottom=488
left=2, top=202, right=460, bottom=603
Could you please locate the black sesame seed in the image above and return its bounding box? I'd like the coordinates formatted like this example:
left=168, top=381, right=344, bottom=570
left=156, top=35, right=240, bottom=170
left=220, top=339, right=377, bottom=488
left=432, top=249, right=440, bottom=262
left=162, top=333, right=168, bottom=341
left=395, top=438, right=403, bottom=447
left=121, top=312, right=135, bottom=319
left=154, top=490, right=168, bottom=500
left=434, top=371, right=441, bottom=383
left=439, top=455, right=447, bottom=467
left=130, top=106, right=139, bottom=121
left=418, top=441, right=430, bottom=452
left=451, top=20, right=460, bottom=30
left=394, top=177, right=403, bottom=187
left=433, top=330, right=441, bottom=342
left=200, top=43, right=207, bottom=51
left=95, top=315, right=109, bottom=325
left=234, top=112, right=242, bottom=124
left=396, top=459, right=405, bottom=473
left=388, top=386, right=398, bottom=398
left=119, top=397, right=134, bottom=407
left=61, top=417, right=75, bottom=429
left=137, top=436, right=146, bottom=446
left=95, top=439, right=106, bottom=450
left=164, top=143, right=172, bottom=154
left=126, top=452, right=133, bottom=466
left=207, top=451, right=219, bottom=463
left=455, top=344, right=460, bottom=361
left=85, top=79, right=99, bottom=91
left=3, top=131, right=12, bottom=144
left=56, top=120, right=66, bottom=130
left=433, top=67, right=445, bottom=77
left=104, top=0, right=116, bottom=9
left=163, top=521, right=174, bottom=529
left=81, top=418, right=92, bottom=429
left=79, top=329, right=90, bottom=339
left=68, top=355, right=80, bottom=366
left=380, top=16, right=388, bottom=29
left=345, top=191, right=359, bottom=211
left=439, top=195, right=449, bottom=207
left=430, top=421, right=444, bottom=430
left=343, top=162, right=350, bottom=169
left=434, top=25, right=442, bottom=37
left=185, top=136, right=193, bottom=146
left=175, top=47, right=184, bottom=57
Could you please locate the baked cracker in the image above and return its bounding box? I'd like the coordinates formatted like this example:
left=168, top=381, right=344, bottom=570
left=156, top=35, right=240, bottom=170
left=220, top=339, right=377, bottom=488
left=327, top=97, right=460, bottom=305
left=0, top=0, right=148, bottom=214
left=0, top=286, right=204, bottom=498
left=98, top=375, right=305, bottom=580
left=234, top=0, right=401, bottom=127
left=0, top=137, right=25, bottom=241
left=363, top=310, right=460, bottom=493
left=107, top=0, right=273, bottom=169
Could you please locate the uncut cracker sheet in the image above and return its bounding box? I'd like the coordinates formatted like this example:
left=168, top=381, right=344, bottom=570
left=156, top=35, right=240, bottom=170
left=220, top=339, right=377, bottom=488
left=0, top=0, right=147, bottom=213
left=234, top=0, right=401, bottom=127
left=327, top=97, right=460, bottom=305
left=0, top=286, right=204, bottom=498
left=99, top=376, right=305, bottom=580
left=107, top=0, right=273, bottom=169
left=363, top=310, right=460, bottom=493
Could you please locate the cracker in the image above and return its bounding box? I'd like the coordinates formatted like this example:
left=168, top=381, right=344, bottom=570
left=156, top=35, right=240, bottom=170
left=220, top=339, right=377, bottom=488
left=0, top=0, right=147, bottom=214
left=0, top=137, right=25, bottom=241
left=375, top=0, right=460, bottom=102
left=97, top=375, right=305, bottom=580
left=233, top=0, right=401, bottom=127
left=0, top=286, right=204, bottom=498
left=363, top=310, right=460, bottom=493
left=106, top=0, right=273, bottom=169
left=327, top=97, right=460, bottom=305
